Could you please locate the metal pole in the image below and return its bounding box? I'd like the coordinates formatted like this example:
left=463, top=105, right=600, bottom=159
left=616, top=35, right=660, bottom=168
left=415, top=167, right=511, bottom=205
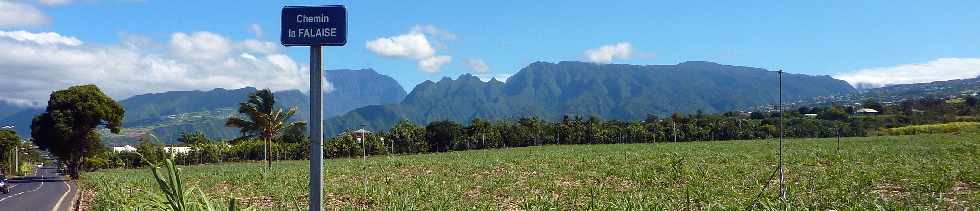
left=672, top=121, right=677, bottom=142
left=308, top=45, right=324, bottom=211
left=778, top=69, right=785, bottom=203
left=361, top=124, right=367, bottom=194
left=13, top=147, right=18, bottom=176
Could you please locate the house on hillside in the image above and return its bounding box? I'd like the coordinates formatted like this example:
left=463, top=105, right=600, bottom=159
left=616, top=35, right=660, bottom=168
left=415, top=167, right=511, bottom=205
left=855, top=108, right=879, bottom=115
left=165, top=147, right=191, bottom=155
left=112, top=145, right=136, bottom=153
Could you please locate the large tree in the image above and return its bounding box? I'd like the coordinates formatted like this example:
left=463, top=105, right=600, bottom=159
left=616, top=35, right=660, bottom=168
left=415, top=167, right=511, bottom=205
left=226, top=89, right=305, bottom=169
left=389, top=120, right=426, bottom=154
left=31, top=85, right=124, bottom=179
left=425, top=120, right=460, bottom=152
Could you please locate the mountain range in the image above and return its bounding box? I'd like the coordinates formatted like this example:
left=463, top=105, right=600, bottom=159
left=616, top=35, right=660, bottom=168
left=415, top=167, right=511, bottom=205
left=0, top=101, right=27, bottom=120
left=0, top=69, right=407, bottom=142
left=862, top=76, right=980, bottom=99
left=322, top=61, right=856, bottom=135
left=789, top=75, right=980, bottom=108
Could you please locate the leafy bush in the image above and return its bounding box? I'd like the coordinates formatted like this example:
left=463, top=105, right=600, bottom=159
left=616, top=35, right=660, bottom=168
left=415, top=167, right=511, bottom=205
left=881, top=122, right=980, bottom=136
left=146, top=158, right=249, bottom=210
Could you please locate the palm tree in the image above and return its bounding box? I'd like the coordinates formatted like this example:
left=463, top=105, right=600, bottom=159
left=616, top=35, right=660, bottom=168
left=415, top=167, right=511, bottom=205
left=226, top=89, right=306, bottom=169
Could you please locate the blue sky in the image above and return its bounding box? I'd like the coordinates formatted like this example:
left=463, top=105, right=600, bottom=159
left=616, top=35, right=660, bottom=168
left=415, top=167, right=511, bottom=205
left=2, top=0, right=980, bottom=104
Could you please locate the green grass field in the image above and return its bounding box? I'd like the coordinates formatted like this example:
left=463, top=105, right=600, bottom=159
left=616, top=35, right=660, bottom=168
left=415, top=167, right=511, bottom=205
left=80, top=133, right=980, bottom=210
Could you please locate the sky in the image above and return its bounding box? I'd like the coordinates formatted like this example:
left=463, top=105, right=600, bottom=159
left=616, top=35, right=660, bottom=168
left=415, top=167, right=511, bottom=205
left=1, top=0, right=980, bottom=106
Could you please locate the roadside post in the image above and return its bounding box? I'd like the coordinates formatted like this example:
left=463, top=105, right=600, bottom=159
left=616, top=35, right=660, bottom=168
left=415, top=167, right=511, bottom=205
left=280, top=5, right=347, bottom=211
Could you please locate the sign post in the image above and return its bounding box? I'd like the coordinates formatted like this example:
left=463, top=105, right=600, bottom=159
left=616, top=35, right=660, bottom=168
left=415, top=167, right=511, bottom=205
left=281, top=5, right=347, bottom=211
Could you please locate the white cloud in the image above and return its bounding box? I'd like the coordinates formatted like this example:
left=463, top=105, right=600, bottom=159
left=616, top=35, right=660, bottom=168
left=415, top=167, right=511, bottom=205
left=249, top=23, right=263, bottom=38
left=411, top=24, right=457, bottom=41
left=0, top=1, right=50, bottom=28
left=119, top=32, right=156, bottom=49
left=365, top=26, right=454, bottom=73
left=38, top=0, right=72, bottom=6
left=834, top=58, right=980, bottom=88
left=365, top=31, right=435, bottom=59
left=418, top=55, right=452, bottom=73
left=322, top=79, right=335, bottom=93
left=0, top=30, right=316, bottom=104
left=239, top=53, right=257, bottom=60
left=170, top=32, right=232, bottom=61
left=464, top=59, right=489, bottom=73
left=0, top=30, right=82, bottom=46
left=240, top=39, right=278, bottom=54
left=0, top=98, right=42, bottom=107
left=584, top=42, right=632, bottom=64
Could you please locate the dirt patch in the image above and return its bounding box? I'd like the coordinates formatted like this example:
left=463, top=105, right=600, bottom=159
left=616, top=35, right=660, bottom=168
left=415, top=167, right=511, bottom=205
left=77, top=187, right=96, bottom=211
left=498, top=197, right=524, bottom=211
left=942, top=181, right=977, bottom=209
left=950, top=181, right=974, bottom=193
left=465, top=185, right=483, bottom=199
left=556, top=178, right=581, bottom=189
left=322, top=192, right=375, bottom=210
left=871, top=183, right=910, bottom=200
left=213, top=181, right=233, bottom=193
left=239, top=195, right=277, bottom=208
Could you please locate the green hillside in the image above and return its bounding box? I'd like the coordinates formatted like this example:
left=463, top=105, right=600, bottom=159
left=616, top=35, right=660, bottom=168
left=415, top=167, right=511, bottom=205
left=2, top=69, right=407, bottom=144
left=325, top=61, right=856, bottom=135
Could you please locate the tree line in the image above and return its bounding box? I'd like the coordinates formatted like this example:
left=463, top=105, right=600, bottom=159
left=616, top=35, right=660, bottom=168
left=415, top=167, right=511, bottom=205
left=90, top=95, right=980, bottom=170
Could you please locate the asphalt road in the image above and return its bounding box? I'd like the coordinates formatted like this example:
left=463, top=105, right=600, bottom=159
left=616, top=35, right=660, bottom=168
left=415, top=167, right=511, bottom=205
left=0, top=165, right=76, bottom=211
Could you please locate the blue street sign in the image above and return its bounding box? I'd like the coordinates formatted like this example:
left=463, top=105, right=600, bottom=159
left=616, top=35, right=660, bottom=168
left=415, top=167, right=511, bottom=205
left=281, top=5, right=347, bottom=46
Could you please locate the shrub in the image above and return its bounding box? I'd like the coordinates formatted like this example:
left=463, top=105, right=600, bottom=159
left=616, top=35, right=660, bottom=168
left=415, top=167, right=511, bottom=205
left=881, top=122, right=980, bottom=136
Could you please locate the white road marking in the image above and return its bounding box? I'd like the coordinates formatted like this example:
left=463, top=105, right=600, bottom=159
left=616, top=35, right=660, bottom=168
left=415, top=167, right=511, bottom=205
left=52, top=181, right=71, bottom=211
left=0, top=167, right=48, bottom=203
left=0, top=179, right=44, bottom=202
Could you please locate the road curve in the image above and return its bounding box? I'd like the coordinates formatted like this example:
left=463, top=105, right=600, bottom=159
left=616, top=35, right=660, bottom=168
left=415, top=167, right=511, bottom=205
left=0, top=165, right=76, bottom=211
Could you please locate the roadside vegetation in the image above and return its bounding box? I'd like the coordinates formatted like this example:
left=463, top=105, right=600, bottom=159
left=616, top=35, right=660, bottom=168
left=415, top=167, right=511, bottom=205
left=881, top=122, right=980, bottom=136
left=0, top=129, right=43, bottom=176
left=80, top=133, right=980, bottom=209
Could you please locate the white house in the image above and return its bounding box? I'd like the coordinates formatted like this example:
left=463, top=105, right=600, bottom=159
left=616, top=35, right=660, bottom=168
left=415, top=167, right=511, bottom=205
left=112, top=145, right=136, bottom=153
left=165, top=147, right=192, bottom=155
left=856, top=108, right=879, bottom=115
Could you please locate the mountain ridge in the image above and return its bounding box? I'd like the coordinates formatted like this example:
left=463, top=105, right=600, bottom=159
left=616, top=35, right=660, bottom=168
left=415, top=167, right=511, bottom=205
left=0, top=69, right=407, bottom=142
left=322, top=61, right=857, bottom=135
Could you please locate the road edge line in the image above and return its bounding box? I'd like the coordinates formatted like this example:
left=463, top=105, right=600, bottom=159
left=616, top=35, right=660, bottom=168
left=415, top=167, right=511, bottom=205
left=52, top=180, right=71, bottom=211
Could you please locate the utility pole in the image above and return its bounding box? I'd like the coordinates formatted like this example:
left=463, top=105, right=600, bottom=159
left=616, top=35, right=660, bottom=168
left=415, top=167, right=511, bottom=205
left=360, top=124, right=368, bottom=194
left=672, top=121, right=677, bottom=142
left=778, top=69, right=786, bottom=204
left=837, top=126, right=841, bottom=153
left=14, top=146, right=18, bottom=176
left=651, top=122, right=656, bottom=144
